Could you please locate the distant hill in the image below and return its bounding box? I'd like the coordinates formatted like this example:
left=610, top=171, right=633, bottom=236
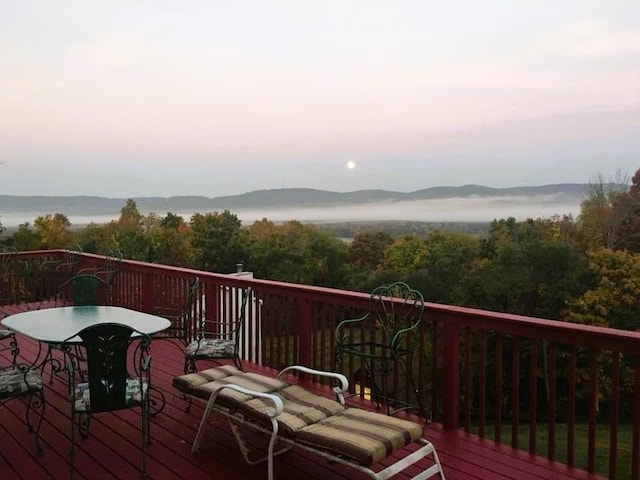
left=0, top=183, right=590, bottom=215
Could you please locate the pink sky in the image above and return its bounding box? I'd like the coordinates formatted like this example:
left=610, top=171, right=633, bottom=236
left=1, top=1, right=639, bottom=196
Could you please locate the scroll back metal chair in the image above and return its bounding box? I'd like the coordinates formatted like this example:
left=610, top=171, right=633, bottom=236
left=62, top=323, right=152, bottom=476
left=0, top=323, right=19, bottom=366
left=78, top=248, right=122, bottom=291
left=41, top=274, right=109, bottom=382
left=152, top=277, right=200, bottom=346
left=1, top=246, right=35, bottom=307
left=39, top=244, right=83, bottom=305
left=0, top=337, right=45, bottom=451
left=334, top=282, right=427, bottom=418
left=184, top=286, right=252, bottom=373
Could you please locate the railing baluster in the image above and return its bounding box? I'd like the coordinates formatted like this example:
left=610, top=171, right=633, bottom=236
left=632, top=356, right=640, bottom=480
left=495, top=333, right=502, bottom=443
left=511, top=336, right=519, bottom=449
left=568, top=345, right=576, bottom=468
left=464, top=327, right=472, bottom=433
left=609, top=352, right=619, bottom=479
left=479, top=329, right=486, bottom=438
left=529, top=339, right=538, bottom=455
left=547, top=342, right=556, bottom=461
left=588, top=349, right=597, bottom=473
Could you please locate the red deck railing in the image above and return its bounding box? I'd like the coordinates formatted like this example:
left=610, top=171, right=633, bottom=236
left=3, top=249, right=640, bottom=479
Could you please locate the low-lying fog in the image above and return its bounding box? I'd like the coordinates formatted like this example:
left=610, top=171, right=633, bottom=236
left=1, top=195, right=581, bottom=227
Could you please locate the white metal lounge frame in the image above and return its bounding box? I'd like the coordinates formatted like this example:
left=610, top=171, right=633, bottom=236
left=190, top=365, right=445, bottom=480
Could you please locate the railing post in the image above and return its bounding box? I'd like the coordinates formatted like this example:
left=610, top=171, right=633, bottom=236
left=442, top=319, right=460, bottom=430
left=298, top=298, right=313, bottom=380
left=141, top=271, right=155, bottom=313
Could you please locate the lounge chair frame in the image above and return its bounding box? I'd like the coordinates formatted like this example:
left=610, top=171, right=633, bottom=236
left=188, top=365, right=445, bottom=480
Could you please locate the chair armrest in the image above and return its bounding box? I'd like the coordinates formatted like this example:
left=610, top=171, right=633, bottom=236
left=277, top=365, right=349, bottom=405
left=335, top=313, right=370, bottom=346
left=210, top=384, right=284, bottom=418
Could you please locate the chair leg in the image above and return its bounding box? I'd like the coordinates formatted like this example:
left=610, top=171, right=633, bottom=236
left=233, top=355, right=243, bottom=371
left=70, top=411, right=76, bottom=479
left=25, top=389, right=46, bottom=452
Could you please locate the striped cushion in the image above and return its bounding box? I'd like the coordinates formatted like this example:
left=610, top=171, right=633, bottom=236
left=172, top=365, right=242, bottom=393
left=241, top=385, right=345, bottom=436
left=0, top=367, right=42, bottom=399
left=73, top=379, right=148, bottom=412
left=296, top=408, right=423, bottom=466
left=190, top=372, right=289, bottom=406
left=185, top=338, right=236, bottom=357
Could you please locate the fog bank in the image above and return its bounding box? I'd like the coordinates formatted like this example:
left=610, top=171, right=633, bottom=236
left=0, top=195, right=580, bottom=227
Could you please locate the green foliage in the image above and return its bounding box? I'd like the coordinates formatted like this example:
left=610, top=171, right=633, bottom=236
left=190, top=210, right=246, bottom=273
left=33, top=213, right=74, bottom=249
left=564, top=248, right=640, bottom=330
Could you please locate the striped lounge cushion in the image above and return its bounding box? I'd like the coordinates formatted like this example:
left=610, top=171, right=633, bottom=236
left=296, top=408, right=423, bottom=466
left=172, top=365, right=242, bottom=393
left=189, top=372, right=289, bottom=407
left=241, top=384, right=345, bottom=436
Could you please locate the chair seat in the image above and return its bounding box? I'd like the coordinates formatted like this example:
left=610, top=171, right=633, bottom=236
left=186, top=338, right=236, bottom=358
left=0, top=367, right=43, bottom=399
left=74, top=379, right=148, bottom=412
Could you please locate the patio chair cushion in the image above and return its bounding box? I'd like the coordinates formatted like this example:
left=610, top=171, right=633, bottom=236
left=189, top=371, right=289, bottom=406
left=74, top=379, right=148, bottom=412
left=185, top=338, right=236, bottom=357
left=241, top=384, right=346, bottom=436
left=172, top=364, right=242, bottom=393
left=296, top=408, right=423, bottom=466
left=0, top=367, right=42, bottom=399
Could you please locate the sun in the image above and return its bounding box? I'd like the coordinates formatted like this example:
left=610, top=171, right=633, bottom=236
left=346, top=161, right=357, bottom=169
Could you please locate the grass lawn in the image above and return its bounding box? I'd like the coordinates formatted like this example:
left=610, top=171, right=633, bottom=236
left=480, top=423, right=634, bottom=478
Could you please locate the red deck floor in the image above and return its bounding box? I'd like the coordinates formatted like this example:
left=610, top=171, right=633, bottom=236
left=1, top=304, right=603, bottom=480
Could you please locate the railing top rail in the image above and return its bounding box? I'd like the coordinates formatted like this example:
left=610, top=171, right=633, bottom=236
left=12, top=249, right=640, bottom=354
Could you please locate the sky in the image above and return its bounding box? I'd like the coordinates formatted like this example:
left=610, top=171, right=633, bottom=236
left=1, top=0, right=639, bottom=198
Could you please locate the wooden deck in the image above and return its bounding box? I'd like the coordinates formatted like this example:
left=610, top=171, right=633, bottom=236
left=1, top=305, right=603, bottom=480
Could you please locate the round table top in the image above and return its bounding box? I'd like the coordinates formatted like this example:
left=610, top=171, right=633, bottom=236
left=1, top=306, right=171, bottom=343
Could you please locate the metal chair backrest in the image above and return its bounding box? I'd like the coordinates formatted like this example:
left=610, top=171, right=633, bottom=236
left=73, top=323, right=150, bottom=413
left=62, top=274, right=108, bottom=306
left=368, top=282, right=425, bottom=352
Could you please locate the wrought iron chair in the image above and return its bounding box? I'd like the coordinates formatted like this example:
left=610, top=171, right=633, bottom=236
left=334, top=282, right=427, bottom=418
left=152, top=277, right=200, bottom=346
left=57, top=274, right=109, bottom=306
left=41, top=275, right=109, bottom=382
left=39, top=244, right=83, bottom=304
left=0, top=246, right=34, bottom=306
left=184, top=286, right=252, bottom=373
left=62, top=323, right=152, bottom=476
left=78, top=248, right=122, bottom=290
left=0, top=324, right=18, bottom=366
left=0, top=338, right=45, bottom=451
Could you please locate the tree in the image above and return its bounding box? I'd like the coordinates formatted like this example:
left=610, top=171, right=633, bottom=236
left=348, top=231, right=393, bottom=271
left=564, top=248, right=640, bottom=330
left=456, top=217, right=588, bottom=319
left=8, top=223, right=40, bottom=251
left=190, top=210, right=246, bottom=273
left=33, top=213, right=74, bottom=248
left=577, top=171, right=629, bottom=250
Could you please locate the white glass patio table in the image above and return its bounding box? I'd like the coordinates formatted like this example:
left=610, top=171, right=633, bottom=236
left=1, top=305, right=171, bottom=413
left=1, top=306, right=170, bottom=344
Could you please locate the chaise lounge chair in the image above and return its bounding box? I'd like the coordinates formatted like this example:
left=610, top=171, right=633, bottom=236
left=173, top=364, right=445, bottom=480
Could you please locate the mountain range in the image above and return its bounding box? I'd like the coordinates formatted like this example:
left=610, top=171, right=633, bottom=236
left=0, top=183, right=589, bottom=215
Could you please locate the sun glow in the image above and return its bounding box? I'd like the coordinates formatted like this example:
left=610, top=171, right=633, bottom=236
left=346, top=161, right=357, bottom=169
